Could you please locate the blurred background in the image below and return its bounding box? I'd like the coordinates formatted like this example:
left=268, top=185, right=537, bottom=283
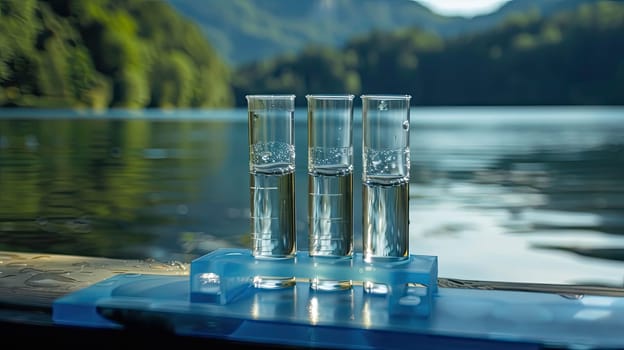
left=1, top=0, right=623, bottom=287
left=2, top=0, right=623, bottom=108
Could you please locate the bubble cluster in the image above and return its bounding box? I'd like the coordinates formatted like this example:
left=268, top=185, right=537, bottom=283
left=251, top=141, right=295, bottom=172
left=364, top=148, right=409, bottom=178
left=309, top=147, right=351, bottom=167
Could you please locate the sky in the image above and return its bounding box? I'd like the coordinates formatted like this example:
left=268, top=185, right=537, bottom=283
left=416, top=0, right=512, bottom=17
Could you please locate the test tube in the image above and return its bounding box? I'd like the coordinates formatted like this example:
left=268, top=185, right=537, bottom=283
left=306, top=94, right=354, bottom=291
left=307, top=94, right=354, bottom=257
left=246, top=95, right=297, bottom=266
left=361, top=94, right=411, bottom=263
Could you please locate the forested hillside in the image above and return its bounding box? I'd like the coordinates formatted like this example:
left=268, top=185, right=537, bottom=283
left=168, top=0, right=447, bottom=66
left=233, top=1, right=624, bottom=106
left=0, top=0, right=233, bottom=109
left=168, top=0, right=595, bottom=66
left=1, top=0, right=622, bottom=108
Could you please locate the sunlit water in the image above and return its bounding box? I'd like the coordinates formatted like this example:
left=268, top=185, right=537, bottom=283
left=1, top=106, right=623, bottom=287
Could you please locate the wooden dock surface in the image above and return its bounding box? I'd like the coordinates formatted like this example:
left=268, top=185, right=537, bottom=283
left=0, top=250, right=189, bottom=326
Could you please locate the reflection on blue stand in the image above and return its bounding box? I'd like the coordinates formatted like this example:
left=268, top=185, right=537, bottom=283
left=190, top=248, right=438, bottom=317
left=52, top=248, right=624, bottom=349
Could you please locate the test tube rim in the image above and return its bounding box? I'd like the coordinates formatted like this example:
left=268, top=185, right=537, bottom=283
left=360, top=94, right=412, bottom=101
left=305, top=94, right=355, bottom=100
left=245, top=94, right=296, bottom=100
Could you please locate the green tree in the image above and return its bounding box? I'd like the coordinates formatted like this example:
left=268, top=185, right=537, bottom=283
left=1, top=0, right=233, bottom=108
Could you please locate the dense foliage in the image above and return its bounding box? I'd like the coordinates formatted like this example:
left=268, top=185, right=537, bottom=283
left=1, top=0, right=622, bottom=108
left=233, top=1, right=624, bottom=106
left=0, top=0, right=233, bottom=108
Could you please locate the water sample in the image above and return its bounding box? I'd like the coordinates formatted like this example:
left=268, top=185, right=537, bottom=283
left=306, top=94, right=355, bottom=291
left=362, top=179, right=409, bottom=260
left=250, top=170, right=296, bottom=258
left=247, top=94, right=297, bottom=289
left=308, top=171, right=353, bottom=257
left=361, top=94, right=411, bottom=263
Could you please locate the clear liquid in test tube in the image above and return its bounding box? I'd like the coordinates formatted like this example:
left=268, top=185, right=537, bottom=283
left=361, top=94, right=411, bottom=265
left=247, top=94, right=297, bottom=289
left=306, top=94, right=354, bottom=291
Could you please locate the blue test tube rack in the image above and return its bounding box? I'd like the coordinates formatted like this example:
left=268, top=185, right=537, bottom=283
left=189, top=248, right=438, bottom=317
left=52, top=247, right=624, bottom=349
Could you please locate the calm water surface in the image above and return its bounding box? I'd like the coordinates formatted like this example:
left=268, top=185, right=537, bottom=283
left=1, top=106, right=623, bottom=287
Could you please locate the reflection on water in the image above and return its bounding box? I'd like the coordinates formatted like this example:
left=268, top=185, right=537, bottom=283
left=408, top=107, right=624, bottom=286
left=0, top=112, right=247, bottom=260
left=0, top=107, right=623, bottom=287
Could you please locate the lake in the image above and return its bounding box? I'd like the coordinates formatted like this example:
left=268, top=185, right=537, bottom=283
left=1, top=106, right=623, bottom=287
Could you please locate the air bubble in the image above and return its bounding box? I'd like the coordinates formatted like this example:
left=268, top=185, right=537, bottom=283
left=378, top=100, right=387, bottom=111
left=402, top=120, right=409, bottom=130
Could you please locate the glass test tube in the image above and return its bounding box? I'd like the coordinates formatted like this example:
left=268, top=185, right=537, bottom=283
left=361, top=94, right=411, bottom=263
left=306, top=94, right=354, bottom=257
left=246, top=95, right=297, bottom=266
left=306, top=94, right=354, bottom=291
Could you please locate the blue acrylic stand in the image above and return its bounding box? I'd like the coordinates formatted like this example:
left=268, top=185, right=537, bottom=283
left=189, top=248, right=437, bottom=317
left=52, top=248, right=624, bottom=349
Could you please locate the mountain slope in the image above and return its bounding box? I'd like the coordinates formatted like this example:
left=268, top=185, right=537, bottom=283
left=232, top=1, right=624, bottom=106
left=167, top=0, right=595, bottom=66
left=167, top=0, right=452, bottom=66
